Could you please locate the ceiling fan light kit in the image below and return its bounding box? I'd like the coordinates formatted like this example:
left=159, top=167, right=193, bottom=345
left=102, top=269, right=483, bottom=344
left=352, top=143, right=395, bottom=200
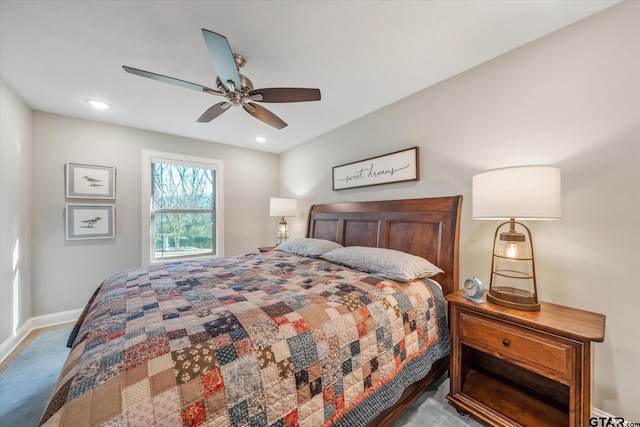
left=123, top=29, right=321, bottom=130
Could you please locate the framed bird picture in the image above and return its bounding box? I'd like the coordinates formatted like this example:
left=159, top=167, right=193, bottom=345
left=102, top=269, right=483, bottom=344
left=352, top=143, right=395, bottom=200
left=66, top=204, right=115, bottom=240
left=66, top=162, right=115, bottom=199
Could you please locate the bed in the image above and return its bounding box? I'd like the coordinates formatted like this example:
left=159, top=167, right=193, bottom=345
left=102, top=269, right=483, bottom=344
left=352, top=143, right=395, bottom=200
left=41, top=196, right=462, bottom=427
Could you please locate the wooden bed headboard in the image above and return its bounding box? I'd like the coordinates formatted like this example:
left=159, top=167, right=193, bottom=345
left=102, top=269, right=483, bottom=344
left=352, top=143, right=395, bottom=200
left=306, top=196, right=462, bottom=296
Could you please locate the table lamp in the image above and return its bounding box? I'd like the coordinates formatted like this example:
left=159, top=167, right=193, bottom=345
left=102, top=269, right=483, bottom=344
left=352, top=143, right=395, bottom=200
left=270, top=197, right=297, bottom=245
left=472, top=165, right=561, bottom=311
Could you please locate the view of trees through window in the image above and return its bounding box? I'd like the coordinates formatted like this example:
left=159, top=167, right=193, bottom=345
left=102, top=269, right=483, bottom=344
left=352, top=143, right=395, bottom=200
left=152, top=162, right=216, bottom=260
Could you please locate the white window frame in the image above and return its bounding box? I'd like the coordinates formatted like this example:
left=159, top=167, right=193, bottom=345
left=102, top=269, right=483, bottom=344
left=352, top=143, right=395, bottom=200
left=141, top=149, right=224, bottom=264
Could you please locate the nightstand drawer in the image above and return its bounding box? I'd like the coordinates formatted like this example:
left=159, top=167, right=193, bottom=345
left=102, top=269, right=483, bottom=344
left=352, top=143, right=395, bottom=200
left=459, top=310, right=573, bottom=383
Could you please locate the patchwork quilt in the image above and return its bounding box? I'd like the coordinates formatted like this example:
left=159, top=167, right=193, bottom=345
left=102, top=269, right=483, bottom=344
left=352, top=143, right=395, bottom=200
left=41, top=251, right=450, bottom=427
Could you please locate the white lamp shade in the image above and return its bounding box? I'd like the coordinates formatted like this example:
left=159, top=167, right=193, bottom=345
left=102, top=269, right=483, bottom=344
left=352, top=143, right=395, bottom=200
left=270, top=197, right=297, bottom=217
left=472, top=165, right=561, bottom=220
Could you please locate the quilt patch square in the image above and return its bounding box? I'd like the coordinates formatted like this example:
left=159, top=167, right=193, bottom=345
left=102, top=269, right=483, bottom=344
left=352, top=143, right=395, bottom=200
left=286, top=331, right=318, bottom=372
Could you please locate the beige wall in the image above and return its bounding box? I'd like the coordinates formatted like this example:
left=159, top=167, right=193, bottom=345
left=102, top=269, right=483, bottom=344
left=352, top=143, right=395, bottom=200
left=280, top=2, right=639, bottom=420
left=0, top=81, right=33, bottom=345
left=30, top=112, right=279, bottom=316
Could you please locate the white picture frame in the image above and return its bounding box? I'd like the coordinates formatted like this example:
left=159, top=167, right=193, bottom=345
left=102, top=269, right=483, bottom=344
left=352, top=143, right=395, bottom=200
left=66, top=204, right=115, bottom=240
left=66, top=162, right=116, bottom=199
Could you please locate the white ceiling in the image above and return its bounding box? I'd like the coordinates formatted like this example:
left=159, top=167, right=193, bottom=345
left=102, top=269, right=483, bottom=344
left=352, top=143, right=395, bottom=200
left=0, top=1, right=619, bottom=153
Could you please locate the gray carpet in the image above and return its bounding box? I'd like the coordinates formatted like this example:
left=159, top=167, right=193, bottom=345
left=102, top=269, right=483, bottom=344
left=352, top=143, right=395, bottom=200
left=0, top=328, right=72, bottom=426
left=0, top=327, right=487, bottom=426
left=389, top=376, right=487, bottom=427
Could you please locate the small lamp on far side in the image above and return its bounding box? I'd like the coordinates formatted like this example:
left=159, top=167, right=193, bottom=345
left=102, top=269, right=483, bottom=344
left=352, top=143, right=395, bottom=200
left=270, top=197, right=297, bottom=245
left=472, top=165, right=561, bottom=311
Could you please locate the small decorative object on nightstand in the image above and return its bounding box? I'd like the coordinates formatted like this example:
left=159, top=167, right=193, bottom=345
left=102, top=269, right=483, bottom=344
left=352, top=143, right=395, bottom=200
left=446, top=289, right=605, bottom=427
left=463, top=277, right=485, bottom=304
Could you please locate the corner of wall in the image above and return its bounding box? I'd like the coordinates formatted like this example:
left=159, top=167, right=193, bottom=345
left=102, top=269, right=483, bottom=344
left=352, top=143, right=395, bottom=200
left=0, top=80, right=34, bottom=344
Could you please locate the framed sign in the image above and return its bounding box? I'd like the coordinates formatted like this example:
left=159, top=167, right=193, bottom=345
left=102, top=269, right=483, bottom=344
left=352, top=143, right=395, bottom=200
left=66, top=204, right=115, bottom=240
left=66, top=162, right=116, bottom=199
left=333, top=147, right=419, bottom=190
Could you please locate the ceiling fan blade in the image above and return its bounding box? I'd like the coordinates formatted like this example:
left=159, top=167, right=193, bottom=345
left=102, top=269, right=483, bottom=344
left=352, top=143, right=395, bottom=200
left=201, top=29, right=241, bottom=92
left=122, top=66, right=221, bottom=94
left=243, top=102, right=287, bottom=129
left=248, top=88, right=321, bottom=103
left=197, top=102, right=231, bottom=123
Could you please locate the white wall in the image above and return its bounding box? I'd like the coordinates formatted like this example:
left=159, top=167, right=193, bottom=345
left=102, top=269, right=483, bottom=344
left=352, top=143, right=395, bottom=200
left=280, top=2, right=639, bottom=421
left=0, top=81, right=33, bottom=345
left=30, top=112, right=279, bottom=316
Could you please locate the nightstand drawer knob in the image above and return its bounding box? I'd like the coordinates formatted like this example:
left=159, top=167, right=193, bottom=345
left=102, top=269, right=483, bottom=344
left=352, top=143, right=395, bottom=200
left=503, top=339, right=510, bottom=347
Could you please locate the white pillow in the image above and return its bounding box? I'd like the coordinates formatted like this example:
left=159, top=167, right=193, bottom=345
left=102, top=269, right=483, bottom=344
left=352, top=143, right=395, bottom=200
left=321, top=246, right=443, bottom=282
left=274, top=238, right=343, bottom=258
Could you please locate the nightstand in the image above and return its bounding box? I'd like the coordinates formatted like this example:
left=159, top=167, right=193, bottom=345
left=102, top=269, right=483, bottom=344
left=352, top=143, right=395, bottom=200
left=258, top=246, right=275, bottom=253
left=446, top=289, right=605, bottom=427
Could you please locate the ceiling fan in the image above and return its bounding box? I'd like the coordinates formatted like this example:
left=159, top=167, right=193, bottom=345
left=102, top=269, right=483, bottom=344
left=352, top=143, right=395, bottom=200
left=123, top=29, right=321, bottom=129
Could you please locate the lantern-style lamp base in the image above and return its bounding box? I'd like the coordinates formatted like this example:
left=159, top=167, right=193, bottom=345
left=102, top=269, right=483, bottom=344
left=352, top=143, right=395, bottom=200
left=487, top=289, right=540, bottom=311
left=488, top=219, right=540, bottom=312
left=276, top=217, right=289, bottom=246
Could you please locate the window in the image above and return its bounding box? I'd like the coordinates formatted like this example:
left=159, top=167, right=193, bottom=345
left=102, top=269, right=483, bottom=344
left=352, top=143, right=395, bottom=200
left=141, top=150, right=224, bottom=263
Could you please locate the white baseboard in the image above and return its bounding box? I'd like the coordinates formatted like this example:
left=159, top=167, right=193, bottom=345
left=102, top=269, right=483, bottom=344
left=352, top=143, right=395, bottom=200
left=0, top=308, right=81, bottom=365
left=592, top=407, right=612, bottom=418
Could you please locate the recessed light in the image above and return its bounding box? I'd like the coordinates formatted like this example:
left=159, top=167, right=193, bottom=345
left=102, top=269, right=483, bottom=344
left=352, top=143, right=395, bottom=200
left=255, top=136, right=266, bottom=143
left=85, top=99, right=112, bottom=110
